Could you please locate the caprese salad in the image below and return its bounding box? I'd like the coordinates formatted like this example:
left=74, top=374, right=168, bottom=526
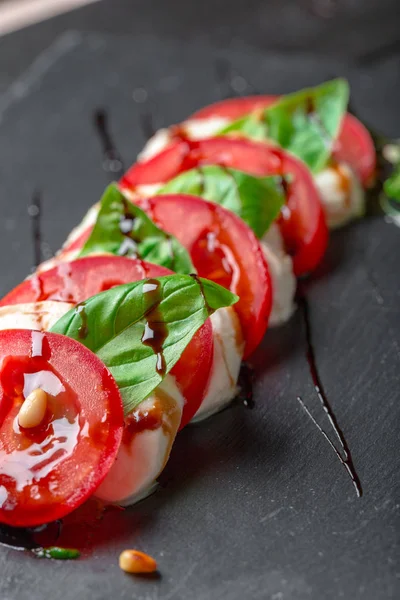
left=0, top=79, right=376, bottom=566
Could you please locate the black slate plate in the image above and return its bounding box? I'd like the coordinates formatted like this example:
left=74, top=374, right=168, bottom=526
left=0, top=30, right=399, bottom=600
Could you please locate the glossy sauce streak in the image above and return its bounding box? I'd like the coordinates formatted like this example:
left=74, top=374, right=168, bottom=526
left=197, top=167, right=206, bottom=195
left=93, top=109, right=124, bottom=179
left=31, top=331, right=44, bottom=357
left=189, top=273, right=212, bottom=316
left=299, top=292, right=362, bottom=497
left=29, top=190, right=43, bottom=269
left=238, top=362, right=254, bottom=409
left=75, top=304, right=89, bottom=340
left=278, top=175, right=291, bottom=199
left=141, top=279, right=168, bottom=376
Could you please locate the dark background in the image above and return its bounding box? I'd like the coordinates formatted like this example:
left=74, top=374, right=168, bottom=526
left=0, top=1, right=399, bottom=599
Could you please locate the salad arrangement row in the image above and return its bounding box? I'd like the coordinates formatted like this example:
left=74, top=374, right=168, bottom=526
left=0, top=79, right=376, bottom=534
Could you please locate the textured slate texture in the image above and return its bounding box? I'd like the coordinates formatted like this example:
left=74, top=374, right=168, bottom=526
left=0, top=6, right=399, bottom=599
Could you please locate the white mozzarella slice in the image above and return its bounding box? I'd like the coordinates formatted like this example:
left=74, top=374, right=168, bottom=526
left=314, top=162, right=365, bottom=229
left=192, top=307, right=243, bottom=422
left=261, top=224, right=296, bottom=326
left=138, top=128, right=173, bottom=161
left=0, top=301, right=74, bottom=331
left=133, top=183, right=163, bottom=198
left=95, top=375, right=184, bottom=506
left=138, top=117, right=230, bottom=162
left=184, top=117, right=230, bottom=140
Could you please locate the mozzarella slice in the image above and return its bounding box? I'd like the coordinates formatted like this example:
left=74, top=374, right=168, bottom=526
left=0, top=301, right=74, bottom=331
left=261, top=224, right=296, bottom=326
left=314, top=162, right=365, bottom=229
left=95, top=375, right=184, bottom=506
left=138, top=117, right=230, bottom=162
left=192, top=307, right=243, bottom=422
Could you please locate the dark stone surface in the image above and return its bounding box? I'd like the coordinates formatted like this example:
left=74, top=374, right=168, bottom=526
left=0, top=4, right=399, bottom=599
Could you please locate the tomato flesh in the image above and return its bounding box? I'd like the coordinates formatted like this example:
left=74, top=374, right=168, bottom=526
left=0, top=256, right=213, bottom=429
left=190, top=95, right=376, bottom=187
left=136, top=194, right=272, bottom=358
left=122, top=138, right=328, bottom=276
left=0, top=329, right=123, bottom=527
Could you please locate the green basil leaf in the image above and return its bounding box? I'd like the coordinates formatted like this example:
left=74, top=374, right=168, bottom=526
left=219, top=79, right=349, bottom=172
left=220, top=114, right=269, bottom=142
left=384, top=163, right=400, bottom=202
left=50, top=275, right=238, bottom=414
left=158, top=165, right=285, bottom=239
left=79, top=183, right=195, bottom=274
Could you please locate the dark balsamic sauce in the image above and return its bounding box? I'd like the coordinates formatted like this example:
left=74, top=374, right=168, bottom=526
left=139, top=112, right=156, bottom=142
left=278, top=175, right=291, bottom=199
left=93, top=109, right=124, bottom=179
left=0, top=501, right=123, bottom=557
left=28, top=190, right=43, bottom=269
left=197, top=167, right=206, bottom=195
left=189, top=273, right=213, bottom=316
left=76, top=304, right=89, bottom=340
left=298, top=289, right=362, bottom=497
left=141, top=279, right=168, bottom=376
left=238, top=362, right=254, bottom=409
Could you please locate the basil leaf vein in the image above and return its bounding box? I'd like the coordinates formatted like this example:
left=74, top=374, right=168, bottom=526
left=50, top=275, right=238, bottom=414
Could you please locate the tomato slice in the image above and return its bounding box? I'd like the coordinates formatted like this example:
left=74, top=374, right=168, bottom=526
left=191, top=95, right=278, bottom=120
left=0, top=256, right=169, bottom=306
left=136, top=194, right=272, bottom=358
left=190, top=95, right=376, bottom=187
left=0, top=256, right=213, bottom=429
left=122, top=138, right=328, bottom=276
left=0, top=329, right=123, bottom=527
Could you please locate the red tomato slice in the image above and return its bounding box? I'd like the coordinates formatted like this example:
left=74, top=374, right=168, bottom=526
left=0, top=256, right=213, bottom=429
left=332, top=113, right=376, bottom=187
left=191, top=95, right=278, bottom=120
left=190, top=95, right=376, bottom=187
left=0, top=256, right=169, bottom=306
left=122, top=138, right=328, bottom=276
left=136, top=194, right=272, bottom=358
left=0, top=329, right=123, bottom=527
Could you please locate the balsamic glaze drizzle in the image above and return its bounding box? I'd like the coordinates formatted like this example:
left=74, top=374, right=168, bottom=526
left=139, top=112, right=156, bottom=142
left=28, top=190, right=43, bottom=269
left=189, top=273, right=213, bottom=316
left=238, top=362, right=254, bottom=409
left=76, top=304, right=89, bottom=340
left=298, top=291, right=362, bottom=498
left=141, top=279, right=168, bottom=376
left=93, top=109, right=124, bottom=179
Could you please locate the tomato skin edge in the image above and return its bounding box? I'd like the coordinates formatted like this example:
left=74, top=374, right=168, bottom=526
left=0, top=329, right=124, bottom=528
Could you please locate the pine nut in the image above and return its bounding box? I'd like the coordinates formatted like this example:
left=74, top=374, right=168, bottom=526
left=18, top=388, right=47, bottom=429
left=119, top=549, right=157, bottom=574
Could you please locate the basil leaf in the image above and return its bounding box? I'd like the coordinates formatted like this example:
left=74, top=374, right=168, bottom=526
left=158, top=165, right=284, bottom=239
left=384, top=165, right=400, bottom=202
left=79, top=183, right=195, bottom=274
left=50, top=275, right=238, bottom=414
left=220, top=114, right=269, bottom=142
left=219, top=79, right=349, bottom=172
